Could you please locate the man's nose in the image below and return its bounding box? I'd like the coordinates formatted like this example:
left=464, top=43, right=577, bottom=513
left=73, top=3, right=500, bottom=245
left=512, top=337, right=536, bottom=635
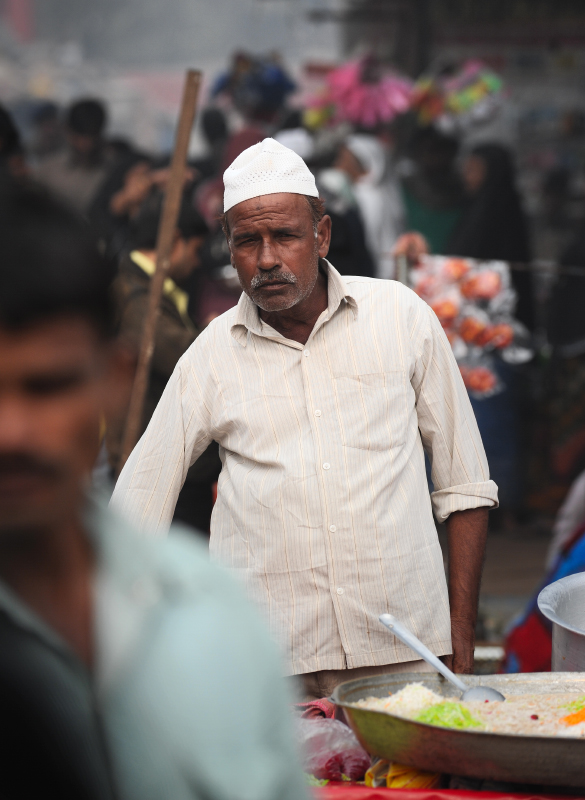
left=257, top=238, right=280, bottom=272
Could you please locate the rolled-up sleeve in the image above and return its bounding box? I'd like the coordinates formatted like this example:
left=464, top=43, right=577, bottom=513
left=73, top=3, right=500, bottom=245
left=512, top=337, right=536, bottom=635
left=410, top=302, right=499, bottom=523
left=111, top=329, right=215, bottom=533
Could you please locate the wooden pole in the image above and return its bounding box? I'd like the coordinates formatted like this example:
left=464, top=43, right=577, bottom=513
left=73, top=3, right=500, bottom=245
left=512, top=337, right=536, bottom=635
left=118, top=69, right=202, bottom=472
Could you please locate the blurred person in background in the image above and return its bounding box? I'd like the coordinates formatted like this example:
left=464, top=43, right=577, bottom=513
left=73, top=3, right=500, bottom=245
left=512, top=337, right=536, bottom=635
left=212, top=50, right=296, bottom=127
left=0, top=176, right=308, bottom=800
left=502, top=466, right=585, bottom=673
left=449, top=143, right=533, bottom=331
left=334, top=133, right=403, bottom=279
left=191, top=106, right=229, bottom=183
left=449, top=143, right=534, bottom=529
left=0, top=104, right=27, bottom=178
left=395, top=143, right=534, bottom=528
left=274, top=121, right=376, bottom=278
left=315, top=158, right=376, bottom=279
left=29, top=101, right=64, bottom=162
left=547, top=229, right=585, bottom=490
left=107, top=190, right=221, bottom=533
left=401, top=125, right=465, bottom=255
left=90, top=153, right=160, bottom=261
left=34, top=98, right=111, bottom=214
left=187, top=119, right=266, bottom=327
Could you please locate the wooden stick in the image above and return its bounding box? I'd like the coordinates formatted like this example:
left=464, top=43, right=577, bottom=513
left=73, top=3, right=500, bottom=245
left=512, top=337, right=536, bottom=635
left=118, top=69, right=202, bottom=472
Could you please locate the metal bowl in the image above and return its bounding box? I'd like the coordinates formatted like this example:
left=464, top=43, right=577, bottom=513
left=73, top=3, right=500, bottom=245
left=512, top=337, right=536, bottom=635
left=332, top=672, right=585, bottom=787
left=539, top=573, right=585, bottom=672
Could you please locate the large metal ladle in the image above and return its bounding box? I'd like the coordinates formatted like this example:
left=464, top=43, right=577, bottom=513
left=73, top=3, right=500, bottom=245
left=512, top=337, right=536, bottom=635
left=379, top=613, right=505, bottom=703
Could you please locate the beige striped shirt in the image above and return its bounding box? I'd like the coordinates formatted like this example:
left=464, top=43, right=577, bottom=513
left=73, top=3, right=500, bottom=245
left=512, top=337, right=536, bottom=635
left=112, top=261, right=498, bottom=675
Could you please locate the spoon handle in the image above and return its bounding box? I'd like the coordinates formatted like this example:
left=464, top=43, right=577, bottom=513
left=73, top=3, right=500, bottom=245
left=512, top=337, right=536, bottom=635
left=379, top=613, right=468, bottom=694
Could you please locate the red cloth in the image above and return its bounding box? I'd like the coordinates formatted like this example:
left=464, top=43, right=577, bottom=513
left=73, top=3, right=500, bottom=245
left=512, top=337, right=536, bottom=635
left=220, top=127, right=265, bottom=173
left=503, top=610, right=552, bottom=674
left=296, top=699, right=337, bottom=719
left=313, top=787, right=578, bottom=800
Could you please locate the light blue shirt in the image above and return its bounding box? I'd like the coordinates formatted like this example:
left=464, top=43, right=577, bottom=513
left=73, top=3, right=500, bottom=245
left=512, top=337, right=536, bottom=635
left=0, top=501, right=309, bottom=800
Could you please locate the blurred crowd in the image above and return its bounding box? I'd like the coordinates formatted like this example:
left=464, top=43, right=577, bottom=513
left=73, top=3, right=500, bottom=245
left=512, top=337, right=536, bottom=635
left=1, top=52, right=585, bottom=539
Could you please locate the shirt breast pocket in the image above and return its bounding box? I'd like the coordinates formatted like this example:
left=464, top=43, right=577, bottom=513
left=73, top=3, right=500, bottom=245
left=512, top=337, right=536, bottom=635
left=333, top=371, right=409, bottom=452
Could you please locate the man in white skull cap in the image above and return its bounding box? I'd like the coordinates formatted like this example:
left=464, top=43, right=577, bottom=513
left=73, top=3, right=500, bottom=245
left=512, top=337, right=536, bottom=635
left=113, top=138, right=498, bottom=699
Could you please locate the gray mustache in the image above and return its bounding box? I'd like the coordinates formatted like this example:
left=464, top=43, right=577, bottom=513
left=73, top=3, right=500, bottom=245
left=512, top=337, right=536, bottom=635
left=251, top=271, right=297, bottom=290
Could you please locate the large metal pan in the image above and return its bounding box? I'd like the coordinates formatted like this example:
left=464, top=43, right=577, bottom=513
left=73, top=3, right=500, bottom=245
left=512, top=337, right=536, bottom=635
left=332, top=672, right=585, bottom=787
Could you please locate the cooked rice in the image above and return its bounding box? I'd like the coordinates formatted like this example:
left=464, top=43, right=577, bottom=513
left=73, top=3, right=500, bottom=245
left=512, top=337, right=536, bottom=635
left=352, top=684, right=585, bottom=738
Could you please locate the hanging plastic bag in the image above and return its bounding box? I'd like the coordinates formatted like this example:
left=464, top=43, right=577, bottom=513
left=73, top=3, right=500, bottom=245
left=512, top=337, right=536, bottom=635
left=296, top=717, right=371, bottom=782
left=459, top=354, right=504, bottom=399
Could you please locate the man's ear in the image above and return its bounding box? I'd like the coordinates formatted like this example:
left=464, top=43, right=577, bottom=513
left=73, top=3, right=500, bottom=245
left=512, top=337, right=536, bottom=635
left=317, top=214, right=332, bottom=259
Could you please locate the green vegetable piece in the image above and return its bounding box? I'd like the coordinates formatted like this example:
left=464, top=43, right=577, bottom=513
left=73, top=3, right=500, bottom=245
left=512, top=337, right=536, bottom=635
left=415, top=702, right=483, bottom=730
left=562, top=695, right=585, bottom=713
left=305, top=775, right=329, bottom=786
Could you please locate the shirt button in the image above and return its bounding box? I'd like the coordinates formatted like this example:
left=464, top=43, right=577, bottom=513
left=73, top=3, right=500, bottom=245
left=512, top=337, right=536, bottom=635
left=336, top=587, right=344, bottom=595
left=304, top=350, right=310, bottom=357
left=314, top=409, right=322, bottom=417
left=329, top=524, right=336, bottom=532
left=322, top=462, right=330, bottom=470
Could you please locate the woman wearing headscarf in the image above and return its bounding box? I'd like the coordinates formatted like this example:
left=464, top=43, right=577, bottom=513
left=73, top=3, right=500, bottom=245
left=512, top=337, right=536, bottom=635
left=449, top=143, right=533, bottom=330
left=449, top=143, right=534, bottom=528
left=335, top=133, right=404, bottom=279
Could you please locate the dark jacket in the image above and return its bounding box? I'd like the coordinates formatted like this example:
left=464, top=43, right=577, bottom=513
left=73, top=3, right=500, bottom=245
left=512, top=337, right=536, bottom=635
left=107, top=254, right=220, bottom=495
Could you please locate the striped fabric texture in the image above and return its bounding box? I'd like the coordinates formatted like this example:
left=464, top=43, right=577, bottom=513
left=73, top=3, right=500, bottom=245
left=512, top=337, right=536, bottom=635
left=112, top=261, right=498, bottom=676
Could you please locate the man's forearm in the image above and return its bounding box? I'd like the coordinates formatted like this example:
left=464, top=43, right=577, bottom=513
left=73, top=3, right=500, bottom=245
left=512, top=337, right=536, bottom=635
left=445, top=506, right=489, bottom=673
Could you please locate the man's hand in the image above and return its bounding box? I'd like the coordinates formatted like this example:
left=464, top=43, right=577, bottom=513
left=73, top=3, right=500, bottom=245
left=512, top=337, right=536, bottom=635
left=391, top=232, right=429, bottom=264
left=444, top=507, right=489, bottom=675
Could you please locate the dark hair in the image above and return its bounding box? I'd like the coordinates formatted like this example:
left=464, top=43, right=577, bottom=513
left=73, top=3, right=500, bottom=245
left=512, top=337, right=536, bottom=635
left=32, top=101, right=59, bottom=125
left=0, top=105, right=22, bottom=157
left=221, top=194, right=326, bottom=238
left=130, top=190, right=209, bottom=251
left=0, top=174, right=116, bottom=337
left=201, top=108, right=228, bottom=145
left=66, top=99, right=106, bottom=137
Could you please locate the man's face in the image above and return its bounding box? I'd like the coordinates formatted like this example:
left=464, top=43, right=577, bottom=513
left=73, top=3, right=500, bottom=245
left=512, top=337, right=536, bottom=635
left=168, top=234, right=205, bottom=283
left=0, top=317, right=130, bottom=534
left=67, top=131, right=100, bottom=158
left=226, top=193, right=331, bottom=313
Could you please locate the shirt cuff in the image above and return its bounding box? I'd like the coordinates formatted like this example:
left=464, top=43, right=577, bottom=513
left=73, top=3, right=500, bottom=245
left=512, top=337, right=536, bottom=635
left=431, top=480, right=499, bottom=524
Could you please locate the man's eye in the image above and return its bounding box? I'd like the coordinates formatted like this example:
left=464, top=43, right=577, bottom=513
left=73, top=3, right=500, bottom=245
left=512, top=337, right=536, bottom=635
left=26, top=374, right=84, bottom=396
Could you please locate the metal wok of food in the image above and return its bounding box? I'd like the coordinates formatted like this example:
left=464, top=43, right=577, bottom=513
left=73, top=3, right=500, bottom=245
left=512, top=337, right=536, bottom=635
left=331, top=672, right=585, bottom=787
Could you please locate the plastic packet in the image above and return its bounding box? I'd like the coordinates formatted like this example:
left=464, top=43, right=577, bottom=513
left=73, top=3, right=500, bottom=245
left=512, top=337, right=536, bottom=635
left=459, top=355, right=504, bottom=399
left=458, top=307, right=490, bottom=345
left=296, top=717, right=371, bottom=782
left=445, top=331, right=468, bottom=361
left=498, top=319, right=534, bottom=364
left=460, top=261, right=510, bottom=302
left=440, top=256, right=472, bottom=282
left=429, top=290, right=461, bottom=328
left=410, top=269, right=442, bottom=302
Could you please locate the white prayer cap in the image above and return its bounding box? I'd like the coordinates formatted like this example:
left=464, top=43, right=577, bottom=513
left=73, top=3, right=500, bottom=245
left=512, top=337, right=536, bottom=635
left=346, top=134, right=386, bottom=184
left=223, top=137, right=318, bottom=212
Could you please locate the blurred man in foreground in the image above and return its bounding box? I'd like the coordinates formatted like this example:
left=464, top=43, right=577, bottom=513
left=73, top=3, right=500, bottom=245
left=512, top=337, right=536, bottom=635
left=0, top=178, right=307, bottom=800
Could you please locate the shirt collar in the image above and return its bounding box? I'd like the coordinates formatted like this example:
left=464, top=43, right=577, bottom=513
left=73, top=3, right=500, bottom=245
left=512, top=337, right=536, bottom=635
left=230, top=259, right=358, bottom=347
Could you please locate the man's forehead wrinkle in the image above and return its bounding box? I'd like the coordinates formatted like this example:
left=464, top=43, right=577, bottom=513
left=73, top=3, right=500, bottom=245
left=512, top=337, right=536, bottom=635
left=232, top=208, right=303, bottom=236
left=231, top=193, right=306, bottom=220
